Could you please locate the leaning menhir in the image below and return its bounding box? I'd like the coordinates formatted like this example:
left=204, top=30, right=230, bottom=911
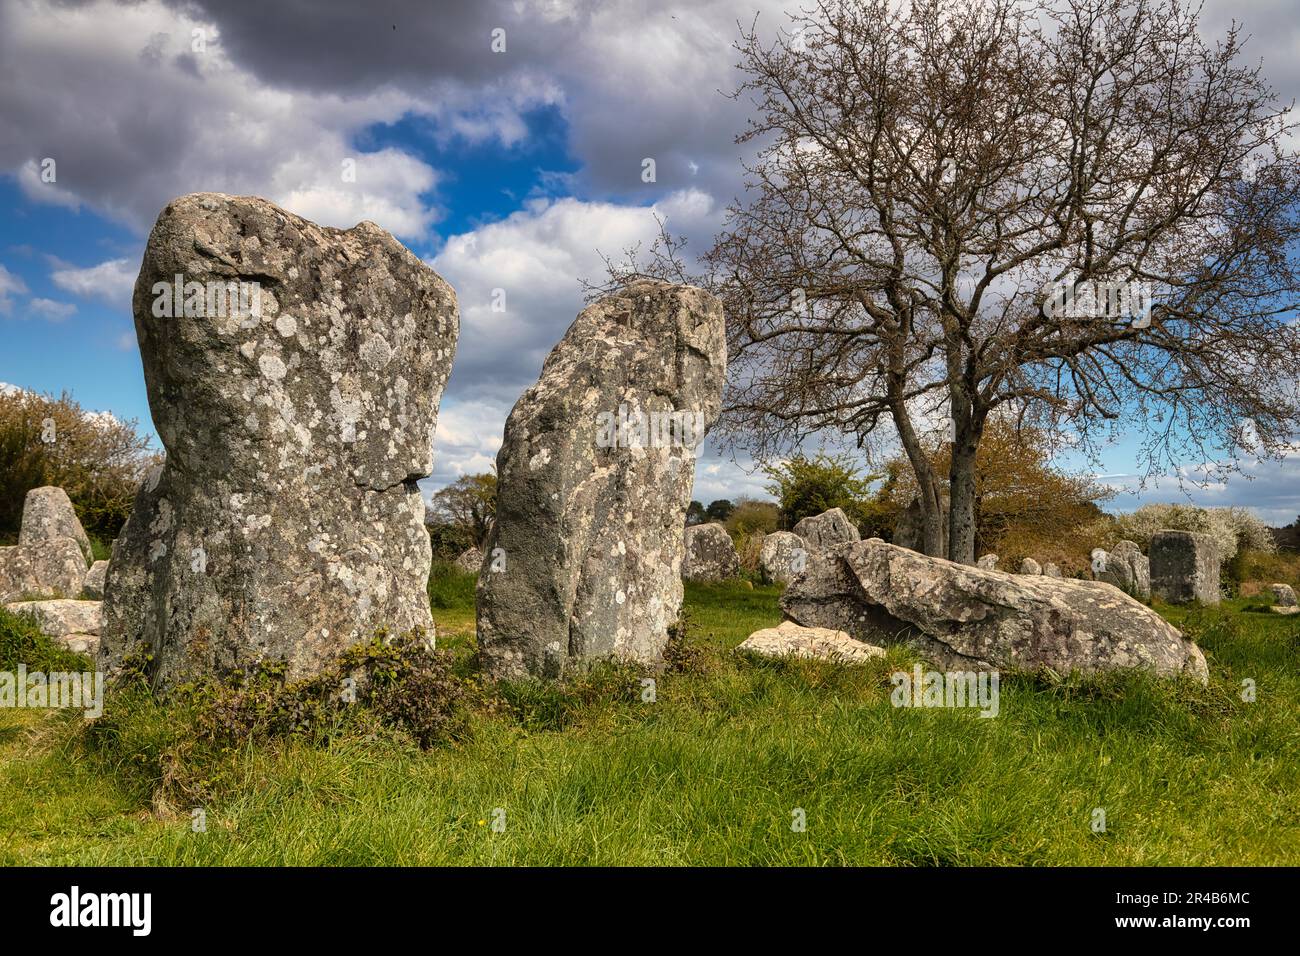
left=477, top=280, right=726, bottom=679
left=101, top=193, right=458, bottom=690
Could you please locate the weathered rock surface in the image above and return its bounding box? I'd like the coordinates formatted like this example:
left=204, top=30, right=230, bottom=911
left=1269, top=583, right=1297, bottom=607
left=781, top=539, right=1208, bottom=682
left=101, top=193, right=458, bottom=690
left=737, top=620, right=884, bottom=664
left=1095, top=540, right=1151, bottom=600
left=1043, top=562, right=1062, bottom=578
left=0, top=538, right=87, bottom=602
left=758, top=531, right=808, bottom=584
left=6, top=599, right=102, bottom=637
left=683, top=523, right=740, bottom=582
left=1018, top=557, right=1042, bottom=575
left=19, top=486, right=93, bottom=565
left=976, top=553, right=999, bottom=571
left=62, top=634, right=100, bottom=656
left=1150, top=529, right=1221, bottom=605
left=453, top=547, right=483, bottom=574
left=83, top=560, right=109, bottom=599
left=793, top=507, right=860, bottom=551
left=476, top=281, right=726, bottom=679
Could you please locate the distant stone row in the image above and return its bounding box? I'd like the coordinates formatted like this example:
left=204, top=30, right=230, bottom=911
left=681, top=507, right=860, bottom=584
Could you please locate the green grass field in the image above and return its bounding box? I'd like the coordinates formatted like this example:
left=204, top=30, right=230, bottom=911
left=0, top=569, right=1296, bottom=866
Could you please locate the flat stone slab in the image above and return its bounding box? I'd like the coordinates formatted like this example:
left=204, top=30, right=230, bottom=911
left=737, top=620, right=885, bottom=664
left=5, top=599, right=103, bottom=637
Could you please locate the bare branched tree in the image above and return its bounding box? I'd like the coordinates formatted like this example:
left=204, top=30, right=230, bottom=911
left=601, top=0, right=1300, bottom=564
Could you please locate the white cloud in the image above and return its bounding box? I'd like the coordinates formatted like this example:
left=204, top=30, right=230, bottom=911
left=430, top=189, right=721, bottom=403
left=50, top=257, right=136, bottom=307
left=0, top=263, right=28, bottom=315
left=0, top=0, right=441, bottom=239
left=27, top=297, right=76, bottom=322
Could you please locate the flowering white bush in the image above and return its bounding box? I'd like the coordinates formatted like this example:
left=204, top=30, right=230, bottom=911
left=1110, top=504, right=1276, bottom=560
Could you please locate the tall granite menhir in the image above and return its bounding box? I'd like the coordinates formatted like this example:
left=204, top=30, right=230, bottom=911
left=101, top=193, right=458, bottom=690
left=478, top=281, right=726, bottom=679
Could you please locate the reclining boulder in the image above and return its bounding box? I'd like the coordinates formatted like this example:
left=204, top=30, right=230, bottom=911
left=781, top=539, right=1207, bottom=681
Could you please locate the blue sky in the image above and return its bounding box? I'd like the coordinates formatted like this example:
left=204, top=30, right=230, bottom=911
left=1, top=0, right=1298, bottom=523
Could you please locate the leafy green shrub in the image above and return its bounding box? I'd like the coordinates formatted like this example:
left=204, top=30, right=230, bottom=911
left=725, top=499, right=780, bottom=537
left=763, top=451, right=879, bottom=531
left=184, top=631, right=480, bottom=751
left=662, top=609, right=721, bottom=676
left=497, top=659, right=649, bottom=732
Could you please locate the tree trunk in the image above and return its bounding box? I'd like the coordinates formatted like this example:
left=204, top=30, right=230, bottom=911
left=891, top=400, right=946, bottom=557
left=948, top=401, right=983, bottom=565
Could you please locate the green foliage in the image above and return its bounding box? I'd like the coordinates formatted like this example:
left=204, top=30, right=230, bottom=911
left=724, top=499, right=780, bottom=537
left=427, top=473, right=497, bottom=554
left=0, top=387, right=158, bottom=540
left=186, top=632, right=480, bottom=751
left=1235, top=548, right=1300, bottom=592
left=2, top=586, right=1297, bottom=865
left=763, top=451, right=878, bottom=530
left=686, top=500, right=707, bottom=525
left=704, top=499, right=734, bottom=522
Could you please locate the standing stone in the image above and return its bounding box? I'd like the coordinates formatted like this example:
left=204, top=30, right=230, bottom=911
left=100, top=193, right=458, bottom=690
left=476, top=281, right=726, bottom=680
left=1095, top=540, right=1151, bottom=600
left=1269, top=583, right=1297, bottom=607
left=1018, top=557, right=1042, bottom=575
left=453, top=547, right=483, bottom=574
left=1043, top=562, right=1062, bottom=578
left=759, top=531, right=809, bottom=584
left=19, top=486, right=92, bottom=565
left=1150, top=529, right=1220, bottom=605
left=683, top=523, right=741, bottom=582
left=793, top=507, right=860, bottom=551
left=976, top=553, right=999, bottom=571
left=0, top=538, right=87, bottom=602
left=83, top=560, right=109, bottom=599
left=892, top=495, right=949, bottom=556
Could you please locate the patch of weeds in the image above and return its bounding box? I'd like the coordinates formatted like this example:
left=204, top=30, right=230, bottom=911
left=84, top=629, right=489, bottom=808
left=497, top=658, right=650, bottom=732
left=0, top=606, right=90, bottom=672
left=662, top=609, right=723, bottom=676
